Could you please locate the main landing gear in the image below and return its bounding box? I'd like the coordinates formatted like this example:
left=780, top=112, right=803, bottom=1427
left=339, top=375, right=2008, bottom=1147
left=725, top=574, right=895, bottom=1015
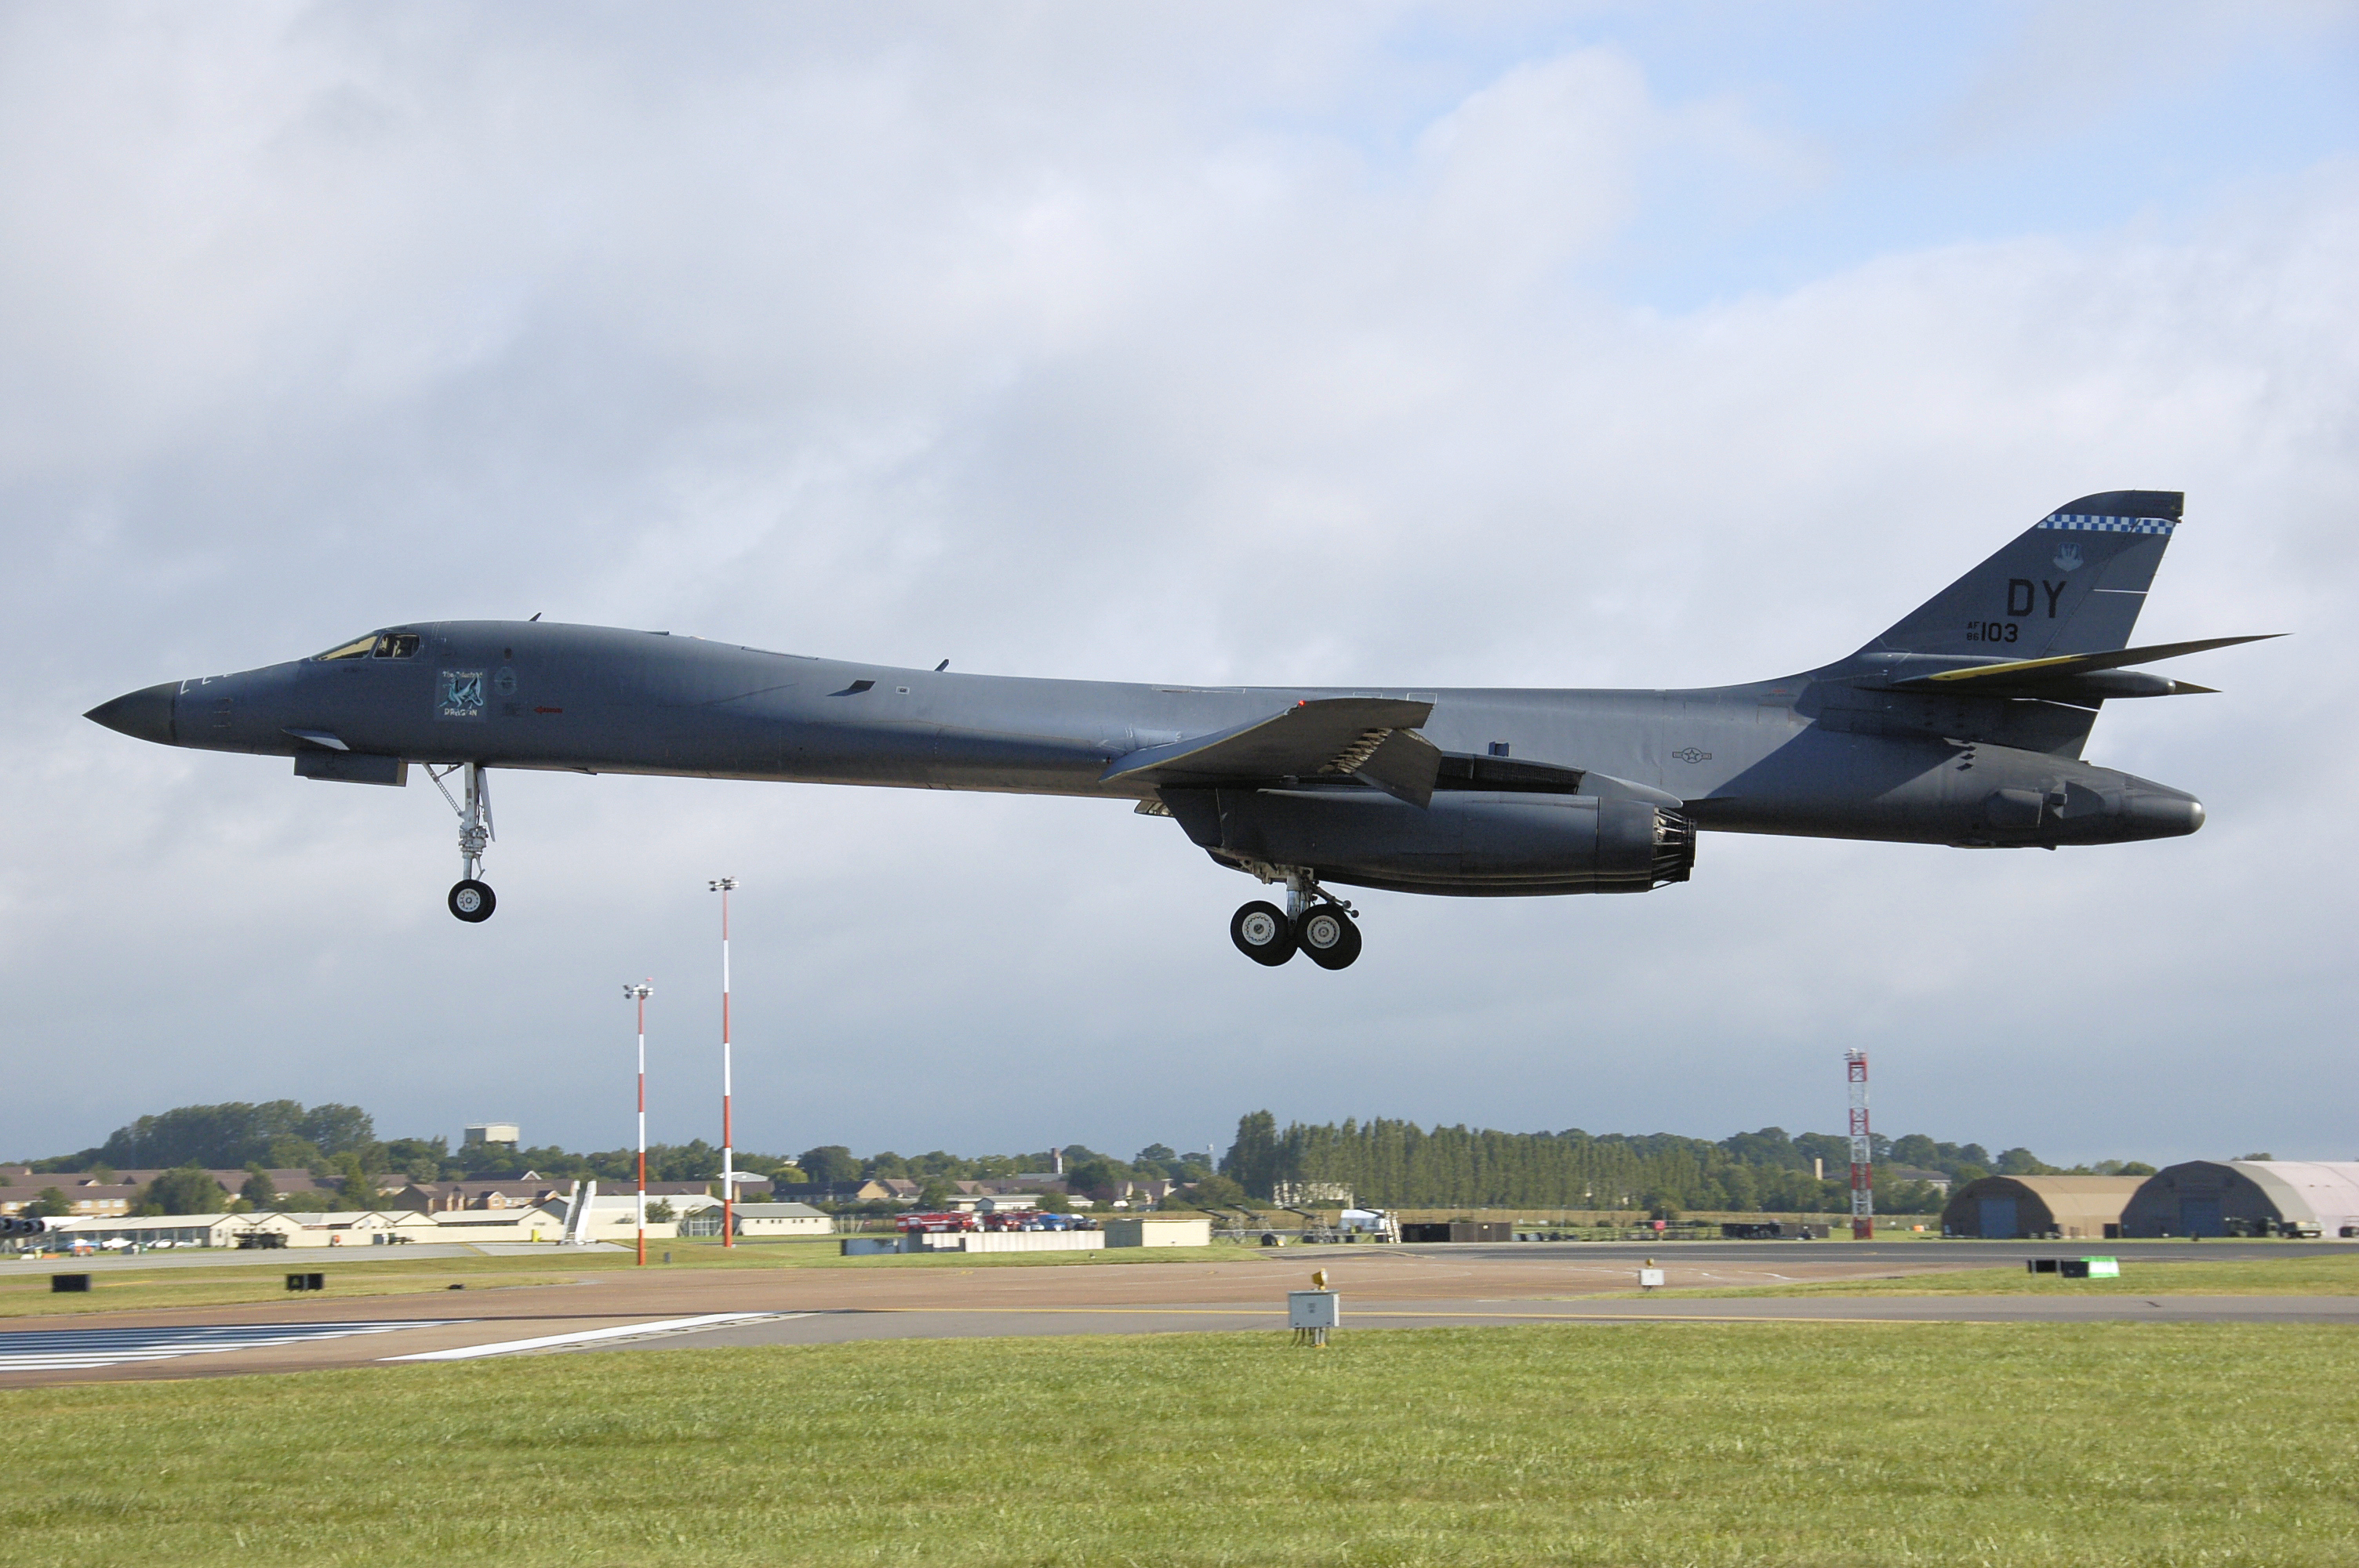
left=430, top=761, right=497, bottom=923
left=1230, top=868, right=1361, bottom=971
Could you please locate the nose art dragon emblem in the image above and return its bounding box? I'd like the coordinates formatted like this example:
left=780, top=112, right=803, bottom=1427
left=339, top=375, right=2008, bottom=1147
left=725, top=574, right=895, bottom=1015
left=2053, top=542, right=2084, bottom=572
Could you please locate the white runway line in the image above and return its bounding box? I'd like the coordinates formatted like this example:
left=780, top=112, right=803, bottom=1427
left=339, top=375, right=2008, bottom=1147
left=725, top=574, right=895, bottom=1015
left=382, top=1311, right=791, bottom=1361
left=0, top=1320, right=459, bottom=1373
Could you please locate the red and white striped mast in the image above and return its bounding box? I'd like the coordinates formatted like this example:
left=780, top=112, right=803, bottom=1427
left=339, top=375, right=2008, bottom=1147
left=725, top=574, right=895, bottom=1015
left=1845, top=1050, right=1874, bottom=1240
left=623, top=980, right=653, bottom=1265
left=709, top=877, right=740, bottom=1248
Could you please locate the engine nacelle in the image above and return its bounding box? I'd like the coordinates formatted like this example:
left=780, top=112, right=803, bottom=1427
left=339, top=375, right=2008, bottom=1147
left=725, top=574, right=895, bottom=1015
left=1162, top=788, right=1696, bottom=897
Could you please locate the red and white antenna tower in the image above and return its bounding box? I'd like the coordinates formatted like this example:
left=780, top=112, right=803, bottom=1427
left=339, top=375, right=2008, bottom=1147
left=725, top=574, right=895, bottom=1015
left=1845, top=1050, right=1874, bottom=1240
left=623, top=980, right=652, bottom=1265
left=709, top=877, right=740, bottom=1249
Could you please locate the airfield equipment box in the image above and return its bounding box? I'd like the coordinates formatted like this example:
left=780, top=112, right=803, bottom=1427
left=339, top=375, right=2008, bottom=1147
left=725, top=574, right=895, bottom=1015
left=286, top=1272, right=326, bottom=1292
left=1288, top=1290, right=1340, bottom=1330
left=50, top=1274, right=89, bottom=1294
left=1399, top=1221, right=1514, bottom=1243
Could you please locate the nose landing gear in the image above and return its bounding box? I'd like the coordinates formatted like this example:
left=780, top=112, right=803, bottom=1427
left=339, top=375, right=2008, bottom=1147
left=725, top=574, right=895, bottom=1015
left=430, top=762, right=497, bottom=923
left=1228, top=867, right=1361, bottom=970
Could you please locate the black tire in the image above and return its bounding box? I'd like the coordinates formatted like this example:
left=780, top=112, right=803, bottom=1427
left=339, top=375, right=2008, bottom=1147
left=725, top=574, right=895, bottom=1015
left=1297, top=903, right=1361, bottom=970
left=449, top=879, right=496, bottom=923
left=1229, top=900, right=1295, bottom=965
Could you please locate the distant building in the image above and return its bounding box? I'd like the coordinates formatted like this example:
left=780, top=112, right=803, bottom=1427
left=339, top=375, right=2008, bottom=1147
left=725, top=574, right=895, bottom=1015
left=2121, top=1161, right=2359, bottom=1239
left=1271, top=1182, right=1352, bottom=1207
left=1941, top=1176, right=2143, bottom=1239
left=0, top=1167, right=340, bottom=1218
left=463, top=1123, right=522, bottom=1148
left=1103, top=1215, right=1212, bottom=1247
left=1881, top=1166, right=1954, bottom=1196
left=393, top=1179, right=569, bottom=1212
left=730, top=1202, right=833, bottom=1237
left=772, top=1178, right=918, bottom=1205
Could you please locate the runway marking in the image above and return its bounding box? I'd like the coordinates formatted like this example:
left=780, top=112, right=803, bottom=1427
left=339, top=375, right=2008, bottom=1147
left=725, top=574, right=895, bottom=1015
left=849, top=1306, right=2019, bottom=1326
left=382, top=1312, right=790, bottom=1360
left=0, top=1320, right=458, bottom=1373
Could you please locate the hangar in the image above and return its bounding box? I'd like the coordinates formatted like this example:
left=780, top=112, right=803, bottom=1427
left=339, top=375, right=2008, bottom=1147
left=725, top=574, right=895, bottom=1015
left=1941, top=1176, right=2143, bottom=1240
left=2121, top=1161, right=2359, bottom=1238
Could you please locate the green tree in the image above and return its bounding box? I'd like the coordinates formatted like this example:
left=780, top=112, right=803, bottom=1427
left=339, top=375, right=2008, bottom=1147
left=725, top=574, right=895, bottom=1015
left=1033, top=1190, right=1072, bottom=1214
left=1169, top=1174, right=1245, bottom=1209
left=380, top=1137, right=449, bottom=1182
left=333, top=1153, right=382, bottom=1210
left=647, top=1200, right=677, bottom=1222
left=1064, top=1156, right=1128, bottom=1199
left=1222, top=1112, right=1280, bottom=1198
left=1995, top=1148, right=2052, bottom=1176
left=241, top=1167, right=278, bottom=1208
left=98, top=1100, right=376, bottom=1168
left=142, top=1166, right=228, bottom=1216
left=917, top=1178, right=954, bottom=1210
left=798, top=1146, right=861, bottom=1185
left=26, top=1187, right=72, bottom=1219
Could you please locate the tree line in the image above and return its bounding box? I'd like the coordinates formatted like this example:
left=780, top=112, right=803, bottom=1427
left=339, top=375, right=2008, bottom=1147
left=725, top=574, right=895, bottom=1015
left=13, top=1100, right=2161, bottom=1220
left=1216, top=1112, right=2157, bottom=1217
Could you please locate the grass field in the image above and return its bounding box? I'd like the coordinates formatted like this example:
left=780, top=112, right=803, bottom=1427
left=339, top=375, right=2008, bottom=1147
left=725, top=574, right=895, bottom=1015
left=2, top=1321, right=2354, bottom=1567
left=0, top=1240, right=1275, bottom=1319
left=1617, top=1252, right=2359, bottom=1299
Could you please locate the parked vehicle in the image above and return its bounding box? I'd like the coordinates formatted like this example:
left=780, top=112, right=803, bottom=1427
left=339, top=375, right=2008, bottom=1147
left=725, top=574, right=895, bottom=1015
left=894, top=1211, right=978, bottom=1234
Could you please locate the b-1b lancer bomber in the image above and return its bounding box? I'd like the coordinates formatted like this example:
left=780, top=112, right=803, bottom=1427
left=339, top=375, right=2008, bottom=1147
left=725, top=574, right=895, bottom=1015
left=89, top=490, right=2270, bottom=969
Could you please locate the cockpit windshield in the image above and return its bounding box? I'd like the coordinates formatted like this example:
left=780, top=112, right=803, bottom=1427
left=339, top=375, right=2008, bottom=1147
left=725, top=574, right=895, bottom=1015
left=314, top=631, right=420, bottom=661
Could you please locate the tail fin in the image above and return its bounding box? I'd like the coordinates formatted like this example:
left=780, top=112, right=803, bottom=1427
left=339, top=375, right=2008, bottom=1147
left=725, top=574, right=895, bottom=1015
left=1863, top=490, right=2181, bottom=659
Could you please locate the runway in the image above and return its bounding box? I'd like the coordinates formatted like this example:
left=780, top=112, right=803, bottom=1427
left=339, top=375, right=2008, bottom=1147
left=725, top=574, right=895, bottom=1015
left=0, top=1239, right=2347, bottom=1385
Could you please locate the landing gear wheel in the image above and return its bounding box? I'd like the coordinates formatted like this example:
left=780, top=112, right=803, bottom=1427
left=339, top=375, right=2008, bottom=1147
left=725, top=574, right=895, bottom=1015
left=449, top=879, right=496, bottom=923
left=1230, top=900, right=1296, bottom=966
left=1296, top=903, right=1361, bottom=970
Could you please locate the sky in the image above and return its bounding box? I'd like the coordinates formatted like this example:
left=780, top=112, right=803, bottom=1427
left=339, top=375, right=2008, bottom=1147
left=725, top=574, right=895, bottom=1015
left=2, top=2, right=2354, bottom=1170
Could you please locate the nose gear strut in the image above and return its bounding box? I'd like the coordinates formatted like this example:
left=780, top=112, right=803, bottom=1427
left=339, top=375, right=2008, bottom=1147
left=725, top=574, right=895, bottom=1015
left=430, top=761, right=497, bottom=922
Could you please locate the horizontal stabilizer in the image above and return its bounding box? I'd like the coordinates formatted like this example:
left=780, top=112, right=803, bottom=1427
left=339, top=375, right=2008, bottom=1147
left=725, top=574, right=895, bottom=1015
left=1894, top=633, right=2281, bottom=692
left=1104, top=697, right=1438, bottom=803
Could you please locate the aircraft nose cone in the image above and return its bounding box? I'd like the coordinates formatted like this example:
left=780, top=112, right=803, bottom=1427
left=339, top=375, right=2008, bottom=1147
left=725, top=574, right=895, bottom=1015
left=85, top=682, right=177, bottom=746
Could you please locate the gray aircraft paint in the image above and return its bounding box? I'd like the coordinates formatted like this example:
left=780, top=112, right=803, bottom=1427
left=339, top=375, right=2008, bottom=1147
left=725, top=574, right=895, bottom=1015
left=86, top=492, right=2263, bottom=953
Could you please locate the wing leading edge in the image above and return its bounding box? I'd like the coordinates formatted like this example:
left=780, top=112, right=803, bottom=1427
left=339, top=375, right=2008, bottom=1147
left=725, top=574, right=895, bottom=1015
left=1103, top=697, right=1442, bottom=805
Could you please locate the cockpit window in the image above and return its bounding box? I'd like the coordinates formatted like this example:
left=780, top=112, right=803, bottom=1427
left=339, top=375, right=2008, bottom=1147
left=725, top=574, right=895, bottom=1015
left=313, top=631, right=420, bottom=661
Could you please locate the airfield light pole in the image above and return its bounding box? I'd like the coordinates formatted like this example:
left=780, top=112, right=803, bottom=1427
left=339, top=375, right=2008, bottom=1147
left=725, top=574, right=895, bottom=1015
left=710, top=877, right=740, bottom=1248
left=1846, top=1051, right=1874, bottom=1241
left=624, top=982, right=653, bottom=1265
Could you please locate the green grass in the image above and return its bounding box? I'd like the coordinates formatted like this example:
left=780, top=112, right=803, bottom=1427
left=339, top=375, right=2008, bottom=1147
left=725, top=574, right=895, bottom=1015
left=1613, top=1252, right=2359, bottom=1299
left=2, top=1322, right=2355, bottom=1566
left=0, top=1240, right=1274, bottom=1319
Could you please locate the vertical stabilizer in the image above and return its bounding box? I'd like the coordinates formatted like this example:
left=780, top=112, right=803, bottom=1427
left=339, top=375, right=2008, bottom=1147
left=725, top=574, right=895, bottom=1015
left=1863, top=491, right=2181, bottom=659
